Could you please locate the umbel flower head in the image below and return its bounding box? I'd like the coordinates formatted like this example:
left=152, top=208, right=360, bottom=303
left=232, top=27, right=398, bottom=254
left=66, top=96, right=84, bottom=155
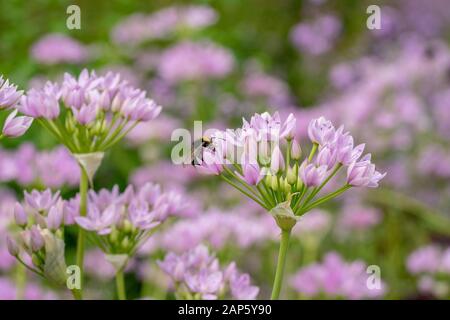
left=19, top=69, right=161, bottom=154
left=158, top=244, right=259, bottom=300
left=73, top=183, right=189, bottom=271
left=7, top=189, right=69, bottom=285
left=193, top=112, right=385, bottom=231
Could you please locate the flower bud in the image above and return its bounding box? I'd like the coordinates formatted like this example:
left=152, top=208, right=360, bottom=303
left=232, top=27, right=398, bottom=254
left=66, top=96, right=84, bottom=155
left=264, top=171, right=272, bottom=186
left=283, top=178, right=291, bottom=194
left=287, top=166, right=297, bottom=185
left=30, top=227, right=44, bottom=252
left=6, top=236, right=20, bottom=256
left=109, top=228, right=119, bottom=244
left=123, top=219, right=133, bottom=233
left=271, top=175, right=279, bottom=190
left=291, top=140, right=302, bottom=160
left=121, top=237, right=130, bottom=251
left=258, top=140, right=271, bottom=166
left=14, top=202, right=27, bottom=227
left=270, top=145, right=285, bottom=174
left=47, top=206, right=63, bottom=231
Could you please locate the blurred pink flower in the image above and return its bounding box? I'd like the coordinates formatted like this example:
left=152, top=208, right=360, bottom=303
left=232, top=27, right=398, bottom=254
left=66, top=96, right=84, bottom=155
left=31, top=33, right=89, bottom=65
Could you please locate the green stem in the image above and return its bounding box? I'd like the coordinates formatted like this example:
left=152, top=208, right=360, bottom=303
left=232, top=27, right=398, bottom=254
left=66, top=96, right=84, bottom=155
left=299, top=184, right=351, bottom=214
left=308, top=143, right=318, bottom=162
left=271, top=229, right=291, bottom=300
left=74, top=167, right=89, bottom=300
left=15, top=263, right=27, bottom=300
left=115, top=270, right=126, bottom=300
left=220, top=175, right=268, bottom=209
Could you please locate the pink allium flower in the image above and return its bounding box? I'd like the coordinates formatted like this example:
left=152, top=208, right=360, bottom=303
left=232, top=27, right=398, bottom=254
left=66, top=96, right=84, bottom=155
left=291, top=252, right=386, bottom=299
left=24, top=189, right=61, bottom=212
left=158, top=41, right=234, bottom=83
left=290, top=14, right=341, bottom=55
left=337, top=205, right=381, bottom=232
left=20, top=69, right=162, bottom=154
left=0, top=76, right=23, bottom=109
left=407, top=245, right=442, bottom=274
left=20, top=83, right=61, bottom=119
left=158, top=245, right=259, bottom=300
left=112, top=5, right=217, bottom=45
left=30, top=33, right=89, bottom=65
left=299, top=161, right=327, bottom=187
left=294, top=209, right=331, bottom=235
left=241, top=70, right=291, bottom=106
left=307, top=116, right=336, bottom=146
left=347, top=155, right=386, bottom=187
left=2, top=109, right=33, bottom=138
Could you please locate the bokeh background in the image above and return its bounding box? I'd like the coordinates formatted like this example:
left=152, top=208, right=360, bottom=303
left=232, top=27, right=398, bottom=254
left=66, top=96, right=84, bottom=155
left=0, top=0, right=449, bottom=299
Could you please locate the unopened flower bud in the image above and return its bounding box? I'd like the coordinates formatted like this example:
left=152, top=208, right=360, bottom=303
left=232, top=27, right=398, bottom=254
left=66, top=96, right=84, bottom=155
left=30, top=227, right=44, bottom=252
left=6, top=236, right=19, bottom=256
left=271, top=175, right=279, bottom=190
left=109, top=228, right=119, bottom=244
left=47, top=206, right=63, bottom=231
left=265, top=172, right=272, bottom=186
left=291, top=140, right=302, bottom=160
left=123, top=220, right=133, bottom=233
left=287, top=166, right=297, bottom=185
left=270, top=145, right=285, bottom=174
left=258, top=140, right=271, bottom=166
left=121, top=237, right=130, bottom=251
left=14, top=202, right=27, bottom=227
left=283, top=178, right=291, bottom=194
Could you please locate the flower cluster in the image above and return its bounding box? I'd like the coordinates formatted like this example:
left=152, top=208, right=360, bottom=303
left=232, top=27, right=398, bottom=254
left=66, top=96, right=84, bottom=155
left=30, top=33, right=89, bottom=65
left=290, top=252, right=386, bottom=299
left=112, top=5, right=217, bottom=46
left=406, top=245, right=450, bottom=298
left=158, top=41, right=234, bottom=83
left=0, top=144, right=79, bottom=188
left=75, top=183, right=190, bottom=260
left=0, top=76, right=33, bottom=139
left=145, top=208, right=276, bottom=253
left=7, top=189, right=69, bottom=285
left=195, top=112, right=385, bottom=230
left=290, top=14, right=341, bottom=56
left=19, top=69, right=161, bottom=154
left=158, top=244, right=259, bottom=300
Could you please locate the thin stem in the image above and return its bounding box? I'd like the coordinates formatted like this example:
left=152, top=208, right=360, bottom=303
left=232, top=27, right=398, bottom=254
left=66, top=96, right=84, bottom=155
left=300, top=163, right=342, bottom=209
left=308, top=143, right=318, bottom=162
left=299, top=184, right=351, bottom=214
left=15, top=263, right=27, bottom=299
left=115, top=269, right=126, bottom=300
left=74, top=167, right=89, bottom=300
left=220, top=175, right=268, bottom=209
left=271, top=229, right=291, bottom=300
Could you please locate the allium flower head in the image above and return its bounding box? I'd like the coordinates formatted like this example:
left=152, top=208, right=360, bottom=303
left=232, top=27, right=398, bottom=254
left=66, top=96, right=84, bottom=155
left=112, top=5, right=217, bottom=46
left=19, top=69, right=162, bottom=154
left=291, top=252, right=386, bottom=299
left=30, top=33, right=89, bottom=65
left=75, top=183, right=190, bottom=256
left=158, top=41, right=234, bottom=83
left=158, top=245, right=259, bottom=300
left=189, top=112, right=385, bottom=225
left=8, top=190, right=69, bottom=285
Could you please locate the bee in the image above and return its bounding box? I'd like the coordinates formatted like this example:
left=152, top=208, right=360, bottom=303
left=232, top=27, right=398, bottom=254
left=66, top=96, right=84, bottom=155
left=188, top=135, right=216, bottom=166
